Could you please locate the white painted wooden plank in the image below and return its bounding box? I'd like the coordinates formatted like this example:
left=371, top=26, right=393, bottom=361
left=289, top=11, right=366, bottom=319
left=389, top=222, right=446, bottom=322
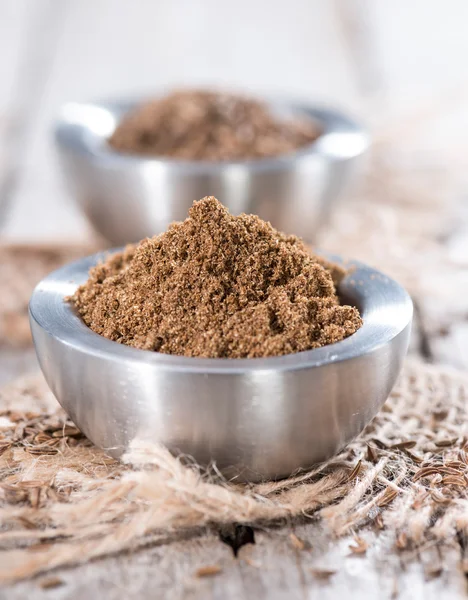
left=0, top=0, right=90, bottom=237
left=0, top=0, right=29, bottom=124
left=0, top=348, right=37, bottom=386
left=0, top=0, right=29, bottom=221
left=3, top=525, right=466, bottom=599
left=333, top=0, right=385, bottom=96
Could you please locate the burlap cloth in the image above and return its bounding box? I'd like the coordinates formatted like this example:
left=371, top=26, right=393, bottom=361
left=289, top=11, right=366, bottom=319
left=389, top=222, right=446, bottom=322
left=1, top=99, right=467, bottom=583
left=1, top=362, right=468, bottom=584
left=0, top=244, right=98, bottom=349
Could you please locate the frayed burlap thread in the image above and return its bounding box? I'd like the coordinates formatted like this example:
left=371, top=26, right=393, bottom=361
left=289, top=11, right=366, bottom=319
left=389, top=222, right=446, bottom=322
left=1, top=361, right=468, bottom=583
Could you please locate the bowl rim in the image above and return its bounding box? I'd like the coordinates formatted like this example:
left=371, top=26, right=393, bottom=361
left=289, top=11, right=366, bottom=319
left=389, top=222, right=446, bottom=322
left=54, top=95, right=370, bottom=172
left=29, top=250, right=413, bottom=375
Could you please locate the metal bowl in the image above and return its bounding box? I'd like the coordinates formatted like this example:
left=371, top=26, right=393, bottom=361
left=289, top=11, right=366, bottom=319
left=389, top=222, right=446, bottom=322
left=54, top=98, right=368, bottom=245
left=29, top=251, right=412, bottom=482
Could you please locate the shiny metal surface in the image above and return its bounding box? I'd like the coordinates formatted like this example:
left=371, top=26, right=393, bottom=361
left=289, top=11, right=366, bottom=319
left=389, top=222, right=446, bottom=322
left=54, top=98, right=368, bottom=244
left=30, top=251, right=412, bottom=481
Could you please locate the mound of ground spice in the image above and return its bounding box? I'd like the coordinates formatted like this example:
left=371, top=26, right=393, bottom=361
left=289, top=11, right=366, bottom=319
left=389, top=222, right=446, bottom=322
left=69, top=197, right=362, bottom=358
left=108, top=90, right=320, bottom=161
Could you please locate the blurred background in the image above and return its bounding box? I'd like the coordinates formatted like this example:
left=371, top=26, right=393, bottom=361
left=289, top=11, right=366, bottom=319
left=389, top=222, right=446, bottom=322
left=1, top=0, right=468, bottom=242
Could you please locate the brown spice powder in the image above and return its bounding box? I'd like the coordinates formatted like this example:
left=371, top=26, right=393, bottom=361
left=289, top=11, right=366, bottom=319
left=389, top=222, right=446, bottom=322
left=69, top=197, right=362, bottom=359
left=108, top=90, right=320, bottom=161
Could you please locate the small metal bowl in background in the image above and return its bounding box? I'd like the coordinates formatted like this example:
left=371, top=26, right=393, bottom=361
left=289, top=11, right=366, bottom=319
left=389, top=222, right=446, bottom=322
left=30, top=251, right=412, bottom=482
left=54, top=98, right=369, bottom=245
